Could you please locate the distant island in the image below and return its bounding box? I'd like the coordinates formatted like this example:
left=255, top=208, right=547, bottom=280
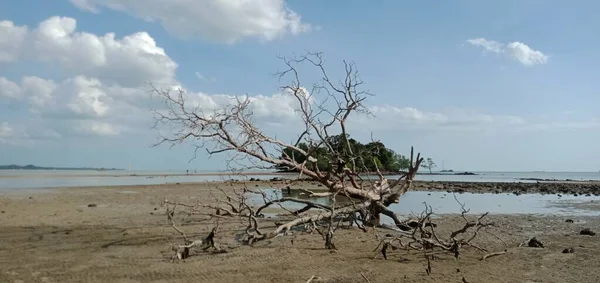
left=0, top=164, right=124, bottom=171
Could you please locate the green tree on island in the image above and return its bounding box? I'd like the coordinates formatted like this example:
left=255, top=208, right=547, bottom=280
left=275, top=134, right=411, bottom=173
left=420, top=157, right=437, bottom=174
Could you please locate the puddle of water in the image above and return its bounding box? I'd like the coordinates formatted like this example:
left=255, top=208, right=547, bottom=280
left=247, top=189, right=600, bottom=217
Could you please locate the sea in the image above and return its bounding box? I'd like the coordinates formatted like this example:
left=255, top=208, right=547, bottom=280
left=3, top=170, right=600, bottom=216
left=1, top=170, right=599, bottom=191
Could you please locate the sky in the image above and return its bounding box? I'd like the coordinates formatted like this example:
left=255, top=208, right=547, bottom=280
left=1, top=0, right=599, bottom=172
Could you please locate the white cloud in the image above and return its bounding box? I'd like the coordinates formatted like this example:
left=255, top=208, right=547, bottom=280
left=0, top=75, right=143, bottom=137
left=357, top=106, right=527, bottom=132
left=195, top=72, right=216, bottom=82
left=0, top=77, right=22, bottom=99
left=369, top=106, right=448, bottom=124
left=467, top=38, right=503, bottom=53
left=1, top=74, right=310, bottom=139
left=0, top=16, right=178, bottom=87
left=75, top=120, right=121, bottom=136
left=3, top=69, right=599, bottom=143
left=162, top=86, right=309, bottom=122
left=467, top=38, right=548, bottom=66
left=0, top=16, right=182, bottom=139
left=21, top=76, right=57, bottom=108
left=0, top=122, right=14, bottom=143
left=504, top=42, right=549, bottom=66
left=69, top=0, right=312, bottom=43
left=0, top=20, right=27, bottom=62
left=0, top=15, right=589, bottom=148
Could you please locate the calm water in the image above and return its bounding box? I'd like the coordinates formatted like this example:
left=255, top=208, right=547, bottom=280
left=0, top=170, right=287, bottom=190
left=1, top=170, right=599, bottom=190
left=247, top=189, right=600, bottom=217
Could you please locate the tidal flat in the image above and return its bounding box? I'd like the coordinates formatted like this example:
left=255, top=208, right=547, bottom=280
left=1, top=180, right=599, bottom=283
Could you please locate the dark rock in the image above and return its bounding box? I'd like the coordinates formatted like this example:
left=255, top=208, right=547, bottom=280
left=562, top=248, right=574, bottom=253
left=527, top=237, right=544, bottom=248
left=1, top=211, right=4, bottom=213
left=565, top=219, right=574, bottom=223
left=405, top=220, right=420, bottom=228
left=87, top=203, right=97, bottom=207
left=580, top=228, right=596, bottom=236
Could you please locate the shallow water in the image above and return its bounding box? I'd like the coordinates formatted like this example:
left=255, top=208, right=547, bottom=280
left=0, top=174, right=284, bottom=191
left=247, top=189, right=600, bottom=217
left=1, top=169, right=599, bottom=190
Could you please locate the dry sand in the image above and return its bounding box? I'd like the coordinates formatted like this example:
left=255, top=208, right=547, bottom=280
left=1, top=181, right=599, bottom=283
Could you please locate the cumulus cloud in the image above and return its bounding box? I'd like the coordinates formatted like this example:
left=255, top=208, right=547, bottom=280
left=0, top=15, right=586, bottom=148
left=68, top=0, right=312, bottom=43
left=1, top=73, right=310, bottom=138
left=0, top=16, right=177, bottom=87
left=0, top=20, right=27, bottom=62
left=0, top=15, right=309, bottom=140
left=467, top=38, right=548, bottom=66
left=160, top=86, right=310, bottom=123
left=0, top=75, right=144, bottom=137
left=0, top=77, right=22, bottom=99
left=0, top=16, right=183, bottom=139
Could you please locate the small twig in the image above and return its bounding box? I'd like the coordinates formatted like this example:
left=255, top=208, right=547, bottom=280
left=306, top=275, right=317, bottom=283
left=360, top=272, right=371, bottom=283
left=481, top=249, right=507, bottom=260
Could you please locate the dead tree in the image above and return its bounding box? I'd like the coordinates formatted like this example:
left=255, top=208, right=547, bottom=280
left=150, top=51, right=495, bottom=259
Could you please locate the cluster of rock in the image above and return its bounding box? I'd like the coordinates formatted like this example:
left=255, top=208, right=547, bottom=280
left=412, top=181, right=600, bottom=196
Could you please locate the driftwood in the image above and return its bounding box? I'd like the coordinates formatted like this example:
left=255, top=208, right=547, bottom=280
left=166, top=203, right=225, bottom=261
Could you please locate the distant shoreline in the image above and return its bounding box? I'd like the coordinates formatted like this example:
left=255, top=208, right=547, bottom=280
left=0, top=165, right=123, bottom=171
left=0, top=171, right=298, bottom=179
left=1, top=170, right=598, bottom=180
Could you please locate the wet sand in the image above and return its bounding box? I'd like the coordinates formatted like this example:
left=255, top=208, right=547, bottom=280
left=1, top=181, right=599, bottom=282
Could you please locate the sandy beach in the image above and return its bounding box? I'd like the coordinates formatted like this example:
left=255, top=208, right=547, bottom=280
left=1, top=181, right=599, bottom=283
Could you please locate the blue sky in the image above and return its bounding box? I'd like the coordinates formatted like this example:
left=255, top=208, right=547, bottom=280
left=1, top=0, right=599, bottom=172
